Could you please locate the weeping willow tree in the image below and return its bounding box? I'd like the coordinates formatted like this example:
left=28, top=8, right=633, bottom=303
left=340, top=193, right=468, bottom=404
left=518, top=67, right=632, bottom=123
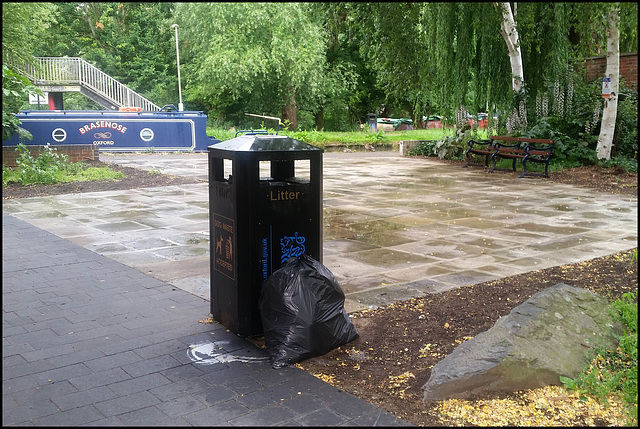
left=349, top=2, right=434, bottom=125
left=428, top=3, right=580, bottom=121
left=350, top=2, right=602, bottom=127
left=420, top=3, right=485, bottom=116
left=174, top=2, right=329, bottom=130
left=348, top=2, right=503, bottom=125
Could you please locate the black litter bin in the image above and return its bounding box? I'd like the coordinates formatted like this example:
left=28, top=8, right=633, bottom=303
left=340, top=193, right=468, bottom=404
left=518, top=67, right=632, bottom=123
left=208, top=134, right=323, bottom=336
left=366, top=113, right=377, bottom=131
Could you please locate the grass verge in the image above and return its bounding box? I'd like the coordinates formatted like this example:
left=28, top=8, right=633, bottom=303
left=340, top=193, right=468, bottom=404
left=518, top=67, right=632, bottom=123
left=561, top=285, right=638, bottom=426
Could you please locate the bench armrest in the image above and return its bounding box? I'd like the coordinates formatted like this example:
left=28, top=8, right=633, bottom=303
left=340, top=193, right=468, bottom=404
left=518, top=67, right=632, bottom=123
left=524, top=143, right=553, bottom=155
left=467, top=139, right=492, bottom=148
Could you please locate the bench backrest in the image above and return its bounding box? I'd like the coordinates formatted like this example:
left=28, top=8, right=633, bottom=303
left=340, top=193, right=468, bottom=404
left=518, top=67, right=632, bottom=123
left=490, top=136, right=553, bottom=145
left=489, top=136, right=519, bottom=143
left=489, top=136, right=554, bottom=160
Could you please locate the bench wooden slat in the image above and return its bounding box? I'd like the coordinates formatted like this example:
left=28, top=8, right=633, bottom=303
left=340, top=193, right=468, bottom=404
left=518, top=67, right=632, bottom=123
left=491, top=143, right=525, bottom=173
left=520, top=138, right=553, bottom=144
left=489, top=136, right=519, bottom=141
left=527, top=150, right=550, bottom=156
left=490, top=136, right=552, bottom=145
left=497, top=148, right=526, bottom=154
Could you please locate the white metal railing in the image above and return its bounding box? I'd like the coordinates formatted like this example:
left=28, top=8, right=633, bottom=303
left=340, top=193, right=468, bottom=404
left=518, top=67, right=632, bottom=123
left=10, top=56, right=160, bottom=111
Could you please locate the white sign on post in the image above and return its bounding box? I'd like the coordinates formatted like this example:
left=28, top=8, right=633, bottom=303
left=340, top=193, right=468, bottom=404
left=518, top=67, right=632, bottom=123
left=29, top=93, right=49, bottom=104
left=602, top=77, right=611, bottom=98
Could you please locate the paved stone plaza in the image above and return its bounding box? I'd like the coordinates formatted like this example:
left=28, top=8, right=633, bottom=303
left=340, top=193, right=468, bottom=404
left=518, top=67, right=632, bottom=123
left=4, top=150, right=637, bottom=312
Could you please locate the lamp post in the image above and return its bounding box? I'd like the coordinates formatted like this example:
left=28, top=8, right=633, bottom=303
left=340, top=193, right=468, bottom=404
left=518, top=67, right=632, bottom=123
left=171, top=23, right=183, bottom=111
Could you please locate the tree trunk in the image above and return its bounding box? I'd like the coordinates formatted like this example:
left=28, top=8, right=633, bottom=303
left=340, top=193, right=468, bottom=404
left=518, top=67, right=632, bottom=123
left=495, top=2, right=524, bottom=94
left=315, top=107, right=324, bottom=131
left=282, top=91, right=298, bottom=131
left=405, top=100, right=416, bottom=127
left=596, top=5, right=620, bottom=160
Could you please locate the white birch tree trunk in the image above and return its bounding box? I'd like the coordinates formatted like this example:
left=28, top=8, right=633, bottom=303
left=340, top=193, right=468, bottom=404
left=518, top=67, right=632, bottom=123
left=495, top=2, right=524, bottom=93
left=596, top=5, right=620, bottom=160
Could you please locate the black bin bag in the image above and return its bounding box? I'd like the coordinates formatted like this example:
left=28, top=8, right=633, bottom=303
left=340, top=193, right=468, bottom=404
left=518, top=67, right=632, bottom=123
left=259, top=254, right=359, bottom=369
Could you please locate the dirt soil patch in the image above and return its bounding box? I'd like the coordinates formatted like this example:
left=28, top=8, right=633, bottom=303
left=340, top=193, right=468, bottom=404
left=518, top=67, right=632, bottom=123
left=296, top=250, right=637, bottom=426
left=2, top=156, right=637, bottom=426
left=2, top=160, right=201, bottom=200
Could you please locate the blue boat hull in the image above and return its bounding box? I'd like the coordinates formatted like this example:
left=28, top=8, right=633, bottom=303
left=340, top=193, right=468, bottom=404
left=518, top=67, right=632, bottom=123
left=3, top=110, right=221, bottom=152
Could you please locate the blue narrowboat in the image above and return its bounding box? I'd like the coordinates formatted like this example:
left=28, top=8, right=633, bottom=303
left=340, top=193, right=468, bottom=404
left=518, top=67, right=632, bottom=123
left=3, top=107, right=220, bottom=152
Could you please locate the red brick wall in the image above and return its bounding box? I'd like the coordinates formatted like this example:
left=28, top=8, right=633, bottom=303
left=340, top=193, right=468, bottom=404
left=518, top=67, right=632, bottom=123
left=2, top=145, right=98, bottom=167
left=584, top=52, right=637, bottom=91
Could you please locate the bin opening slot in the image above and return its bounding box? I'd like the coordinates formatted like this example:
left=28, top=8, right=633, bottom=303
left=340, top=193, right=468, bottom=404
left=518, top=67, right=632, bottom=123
left=259, top=159, right=311, bottom=182
left=222, top=158, right=232, bottom=182
left=212, top=157, right=233, bottom=183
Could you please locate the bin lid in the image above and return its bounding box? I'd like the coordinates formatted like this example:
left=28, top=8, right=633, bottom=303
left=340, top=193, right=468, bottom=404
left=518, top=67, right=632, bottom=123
left=208, top=134, right=322, bottom=152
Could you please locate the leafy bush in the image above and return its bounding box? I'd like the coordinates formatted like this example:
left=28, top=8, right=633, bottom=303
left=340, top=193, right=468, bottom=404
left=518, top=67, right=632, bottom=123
left=614, top=87, right=638, bottom=160
left=561, top=289, right=638, bottom=426
left=3, top=143, right=124, bottom=186
left=599, top=156, right=638, bottom=173
left=495, top=74, right=637, bottom=170
left=408, top=140, right=438, bottom=157
left=13, top=143, right=71, bottom=185
left=2, top=65, right=40, bottom=142
left=408, top=124, right=477, bottom=160
left=432, top=134, right=466, bottom=160
left=288, top=129, right=328, bottom=146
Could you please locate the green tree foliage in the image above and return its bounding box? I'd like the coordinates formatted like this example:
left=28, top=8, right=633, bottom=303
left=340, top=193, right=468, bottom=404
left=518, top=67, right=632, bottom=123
left=2, top=66, right=42, bottom=141
left=568, top=2, right=637, bottom=60
left=348, top=2, right=636, bottom=129
left=515, top=3, right=574, bottom=96
left=3, top=1, right=636, bottom=140
left=174, top=2, right=330, bottom=130
left=618, top=3, right=638, bottom=54
left=33, top=2, right=178, bottom=107
left=349, top=3, right=511, bottom=122
left=350, top=2, right=435, bottom=125
left=305, top=2, right=382, bottom=130
left=2, top=2, right=57, bottom=66
left=2, top=3, right=54, bottom=140
left=347, top=2, right=536, bottom=121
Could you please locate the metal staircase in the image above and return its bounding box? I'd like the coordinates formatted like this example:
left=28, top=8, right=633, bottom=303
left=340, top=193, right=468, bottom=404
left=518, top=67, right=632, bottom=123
left=12, top=57, right=160, bottom=111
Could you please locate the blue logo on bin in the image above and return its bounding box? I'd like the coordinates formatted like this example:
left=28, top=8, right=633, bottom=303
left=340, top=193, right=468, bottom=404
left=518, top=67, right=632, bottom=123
left=280, top=232, right=306, bottom=263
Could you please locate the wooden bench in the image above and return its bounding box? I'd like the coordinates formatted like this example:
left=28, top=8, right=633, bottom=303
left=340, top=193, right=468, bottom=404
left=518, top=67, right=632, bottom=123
left=464, top=136, right=554, bottom=178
